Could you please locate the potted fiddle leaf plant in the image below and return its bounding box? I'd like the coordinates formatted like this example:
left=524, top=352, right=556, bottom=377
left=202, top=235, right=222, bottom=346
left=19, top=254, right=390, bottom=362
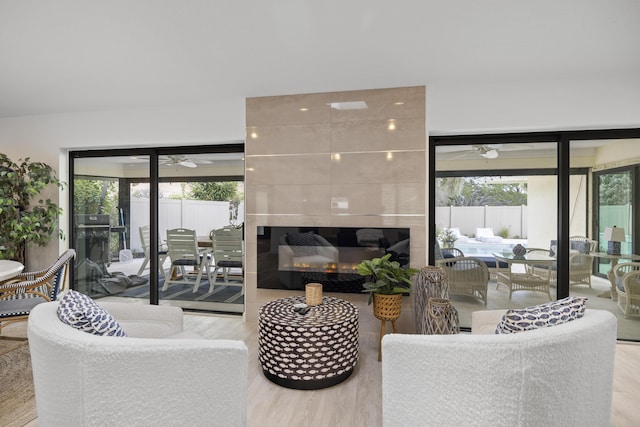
left=0, top=153, right=63, bottom=264
left=357, top=253, right=419, bottom=320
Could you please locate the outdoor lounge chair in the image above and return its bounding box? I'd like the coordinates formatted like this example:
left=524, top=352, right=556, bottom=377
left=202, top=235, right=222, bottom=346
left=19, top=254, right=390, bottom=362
left=475, top=227, right=503, bottom=243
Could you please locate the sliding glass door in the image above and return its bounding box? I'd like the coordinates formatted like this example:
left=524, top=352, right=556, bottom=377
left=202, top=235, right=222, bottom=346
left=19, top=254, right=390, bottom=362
left=595, top=168, right=633, bottom=272
left=432, top=133, right=640, bottom=341
left=70, top=145, right=245, bottom=314
left=593, top=164, right=638, bottom=341
left=157, top=152, right=244, bottom=313
left=71, top=154, right=151, bottom=298
left=433, top=140, right=558, bottom=328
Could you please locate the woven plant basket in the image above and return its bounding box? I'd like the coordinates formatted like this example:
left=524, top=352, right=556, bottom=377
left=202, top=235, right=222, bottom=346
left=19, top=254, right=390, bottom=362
left=426, top=297, right=460, bottom=335
left=373, top=293, right=402, bottom=321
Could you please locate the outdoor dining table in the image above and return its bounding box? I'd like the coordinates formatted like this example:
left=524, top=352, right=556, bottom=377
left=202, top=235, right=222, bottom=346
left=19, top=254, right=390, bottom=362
left=0, top=260, right=25, bottom=282
left=492, top=252, right=555, bottom=300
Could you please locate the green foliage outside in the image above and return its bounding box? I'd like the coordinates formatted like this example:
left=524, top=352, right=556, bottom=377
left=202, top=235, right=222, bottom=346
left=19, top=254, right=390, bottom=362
left=436, top=177, right=527, bottom=207
left=73, top=178, right=120, bottom=256
left=0, top=154, right=63, bottom=263
left=189, top=182, right=239, bottom=201
left=73, top=179, right=118, bottom=217
left=131, top=185, right=150, bottom=199
left=599, top=173, right=631, bottom=206
left=496, top=225, right=511, bottom=238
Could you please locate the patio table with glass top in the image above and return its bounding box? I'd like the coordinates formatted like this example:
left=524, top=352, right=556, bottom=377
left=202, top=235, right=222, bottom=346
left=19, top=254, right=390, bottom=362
left=492, top=252, right=555, bottom=300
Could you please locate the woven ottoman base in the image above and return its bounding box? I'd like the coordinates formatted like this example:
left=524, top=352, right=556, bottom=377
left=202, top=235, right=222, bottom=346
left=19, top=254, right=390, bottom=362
left=258, top=296, right=359, bottom=390
left=262, top=368, right=354, bottom=390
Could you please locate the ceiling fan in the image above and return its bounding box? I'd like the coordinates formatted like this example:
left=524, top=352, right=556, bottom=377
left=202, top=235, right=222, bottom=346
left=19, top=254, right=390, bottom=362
left=160, top=155, right=211, bottom=168
left=437, top=142, right=555, bottom=160
left=473, top=144, right=502, bottom=159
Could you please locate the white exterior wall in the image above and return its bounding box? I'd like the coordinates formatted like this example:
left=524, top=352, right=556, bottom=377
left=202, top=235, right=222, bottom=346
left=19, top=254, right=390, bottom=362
left=527, top=176, right=558, bottom=249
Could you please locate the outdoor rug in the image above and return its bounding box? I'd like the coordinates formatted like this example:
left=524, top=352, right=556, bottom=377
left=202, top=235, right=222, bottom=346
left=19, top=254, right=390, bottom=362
left=119, top=275, right=244, bottom=305
left=0, top=339, right=37, bottom=427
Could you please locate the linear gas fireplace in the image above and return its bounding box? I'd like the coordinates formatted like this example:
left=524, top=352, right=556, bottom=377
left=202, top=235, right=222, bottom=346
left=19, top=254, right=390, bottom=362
left=257, top=226, right=410, bottom=293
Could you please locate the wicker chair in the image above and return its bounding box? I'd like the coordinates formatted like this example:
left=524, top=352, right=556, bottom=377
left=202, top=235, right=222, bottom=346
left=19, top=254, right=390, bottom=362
left=441, top=247, right=464, bottom=258
left=436, top=257, right=489, bottom=305
left=609, top=262, right=640, bottom=319
left=0, top=249, right=75, bottom=335
left=567, top=252, right=594, bottom=287
left=570, top=235, right=598, bottom=252
left=526, top=245, right=594, bottom=288
left=524, top=248, right=554, bottom=278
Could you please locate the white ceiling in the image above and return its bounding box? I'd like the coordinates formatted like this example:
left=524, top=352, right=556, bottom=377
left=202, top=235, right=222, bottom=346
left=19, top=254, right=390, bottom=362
left=1, top=0, right=639, bottom=119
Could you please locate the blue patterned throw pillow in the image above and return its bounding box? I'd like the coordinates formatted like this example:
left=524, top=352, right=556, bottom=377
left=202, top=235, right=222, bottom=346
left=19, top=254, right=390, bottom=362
left=495, top=296, right=587, bottom=334
left=57, top=290, right=127, bottom=337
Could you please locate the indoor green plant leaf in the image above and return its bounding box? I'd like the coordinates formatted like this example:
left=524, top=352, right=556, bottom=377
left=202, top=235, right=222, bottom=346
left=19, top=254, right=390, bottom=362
left=357, top=253, right=419, bottom=304
left=0, top=153, right=64, bottom=264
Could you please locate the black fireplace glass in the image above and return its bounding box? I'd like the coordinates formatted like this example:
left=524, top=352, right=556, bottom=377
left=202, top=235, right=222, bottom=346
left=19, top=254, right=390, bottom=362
left=257, top=226, right=410, bottom=293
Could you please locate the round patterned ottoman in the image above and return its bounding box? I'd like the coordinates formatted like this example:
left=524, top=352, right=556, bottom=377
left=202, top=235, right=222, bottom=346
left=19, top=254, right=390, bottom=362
left=258, top=296, right=359, bottom=390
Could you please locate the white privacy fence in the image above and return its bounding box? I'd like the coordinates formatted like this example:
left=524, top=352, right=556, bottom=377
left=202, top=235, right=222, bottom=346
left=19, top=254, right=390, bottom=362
left=128, top=198, right=245, bottom=253
left=436, top=205, right=528, bottom=238
left=125, top=202, right=624, bottom=253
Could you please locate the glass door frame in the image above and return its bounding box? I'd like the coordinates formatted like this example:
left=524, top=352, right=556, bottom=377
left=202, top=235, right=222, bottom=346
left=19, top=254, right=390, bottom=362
left=430, top=129, right=640, bottom=305
left=69, top=143, right=244, bottom=305
left=593, top=164, right=639, bottom=265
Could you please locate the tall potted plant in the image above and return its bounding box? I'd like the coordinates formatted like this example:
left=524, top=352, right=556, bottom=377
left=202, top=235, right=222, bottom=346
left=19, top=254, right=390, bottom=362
left=357, top=253, right=419, bottom=319
left=0, top=154, right=63, bottom=264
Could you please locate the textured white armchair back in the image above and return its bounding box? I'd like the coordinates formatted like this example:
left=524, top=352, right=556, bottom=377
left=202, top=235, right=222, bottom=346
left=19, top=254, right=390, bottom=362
left=382, top=309, right=617, bottom=427
left=28, top=301, right=248, bottom=426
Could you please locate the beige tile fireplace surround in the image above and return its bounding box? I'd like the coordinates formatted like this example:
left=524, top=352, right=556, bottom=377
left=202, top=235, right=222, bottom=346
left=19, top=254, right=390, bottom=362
left=244, top=86, right=426, bottom=322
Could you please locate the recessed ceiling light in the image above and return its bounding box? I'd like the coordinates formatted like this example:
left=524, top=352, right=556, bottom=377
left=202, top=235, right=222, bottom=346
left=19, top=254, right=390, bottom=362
left=394, top=102, right=404, bottom=106
left=329, top=101, right=368, bottom=110
left=299, top=108, right=309, bottom=112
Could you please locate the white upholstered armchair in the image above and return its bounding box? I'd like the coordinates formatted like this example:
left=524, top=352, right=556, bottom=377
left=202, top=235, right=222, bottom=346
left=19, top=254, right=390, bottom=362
left=382, top=309, right=617, bottom=427
left=28, top=301, right=248, bottom=426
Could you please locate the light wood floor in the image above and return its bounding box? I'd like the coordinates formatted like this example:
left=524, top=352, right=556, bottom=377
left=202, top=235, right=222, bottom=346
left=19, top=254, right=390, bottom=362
left=191, top=303, right=640, bottom=427
left=10, top=295, right=640, bottom=427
